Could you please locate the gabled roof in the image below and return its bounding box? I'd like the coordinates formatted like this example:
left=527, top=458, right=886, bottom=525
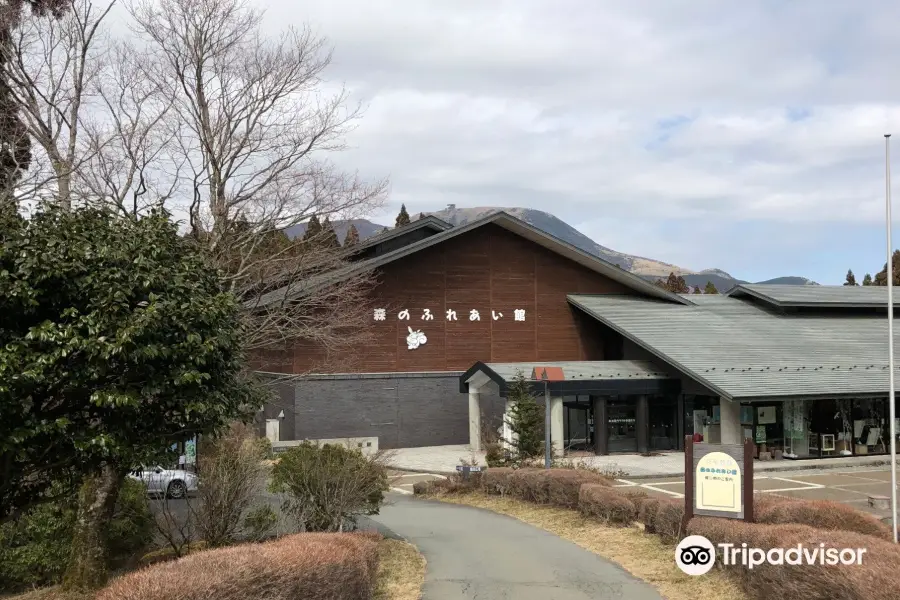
left=460, top=360, right=678, bottom=396
left=347, top=215, right=453, bottom=255
left=568, top=293, right=900, bottom=401
left=252, top=211, right=693, bottom=308
left=726, top=284, right=900, bottom=308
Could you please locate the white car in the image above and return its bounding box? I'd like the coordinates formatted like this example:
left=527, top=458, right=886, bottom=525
left=129, top=466, right=198, bottom=499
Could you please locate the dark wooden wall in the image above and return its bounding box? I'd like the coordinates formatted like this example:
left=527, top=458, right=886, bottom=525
left=275, top=224, right=637, bottom=374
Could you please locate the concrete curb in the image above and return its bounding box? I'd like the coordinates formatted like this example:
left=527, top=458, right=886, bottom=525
left=389, top=457, right=895, bottom=480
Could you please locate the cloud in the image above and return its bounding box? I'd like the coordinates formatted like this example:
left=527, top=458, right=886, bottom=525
left=266, top=0, right=900, bottom=282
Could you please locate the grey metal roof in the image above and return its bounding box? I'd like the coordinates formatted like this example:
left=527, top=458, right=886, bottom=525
left=251, top=211, right=693, bottom=309
left=568, top=293, right=900, bottom=401
left=726, top=284, right=900, bottom=308
left=347, top=215, right=453, bottom=254
left=477, top=360, right=672, bottom=382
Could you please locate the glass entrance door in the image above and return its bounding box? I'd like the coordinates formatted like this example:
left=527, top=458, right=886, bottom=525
left=608, top=399, right=637, bottom=453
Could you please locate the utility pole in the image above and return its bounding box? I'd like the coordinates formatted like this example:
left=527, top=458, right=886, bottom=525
left=543, top=369, right=551, bottom=469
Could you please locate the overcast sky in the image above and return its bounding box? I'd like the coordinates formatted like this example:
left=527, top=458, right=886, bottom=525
left=271, top=0, right=900, bottom=284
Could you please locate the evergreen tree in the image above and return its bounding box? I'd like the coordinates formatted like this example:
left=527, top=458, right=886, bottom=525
left=654, top=278, right=667, bottom=290
left=321, top=216, right=341, bottom=249
left=662, top=272, right=690, bottom=293
left=863, top=273, right=873, bottom=286
left=704, top=281, right=719, bottom=294
left=874, top=250, right=900, bottom=286
left=381, top=227, right=389, bottom=234
left=301, top=214, right=322, bottom=243
left=844, top=269, right=858, bottom=286
left=343, top=223, right=360, bottom=247
left=418, top=212, right=426, bottom=220
left=395, top=204, right=411, bottom=227
left=503, top=370, right=544, bottom=464
left=692, top=285, right=702, bottom=294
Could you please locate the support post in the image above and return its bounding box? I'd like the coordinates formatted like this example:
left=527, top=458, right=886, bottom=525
left=719, top=398, right=741, bottom=445
left=683, top=435, right=694, bottom=530
left=550, top=396, right=564, bottom=457
left=468, top=385, right=482, bottom=452
left=593, top=396, right=608, bottom=455
left=744, top=437, right=755, bottom=522
left=543, top=373, right=551, bottom=468
left=636, top=395, right=649, bottom=454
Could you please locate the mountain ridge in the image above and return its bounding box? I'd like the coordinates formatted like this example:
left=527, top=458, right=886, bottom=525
left=285, top=206, right=818, bottom=291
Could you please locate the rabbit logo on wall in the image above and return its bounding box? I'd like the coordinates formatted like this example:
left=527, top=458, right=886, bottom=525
left=406, top=326, right=427, bottom=350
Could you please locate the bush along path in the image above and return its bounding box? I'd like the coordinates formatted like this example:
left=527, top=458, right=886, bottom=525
left=370, top=491, right=663, bottom=599
left=416, top=467, right=900, bottom=600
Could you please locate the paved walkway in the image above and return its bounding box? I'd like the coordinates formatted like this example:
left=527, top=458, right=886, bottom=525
left=388, top=444, right=895, bottom=477
left=368, top=493, right=662, bottom=600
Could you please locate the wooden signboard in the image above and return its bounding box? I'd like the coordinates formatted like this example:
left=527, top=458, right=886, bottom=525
left=684, top=437, right=754, bottom=522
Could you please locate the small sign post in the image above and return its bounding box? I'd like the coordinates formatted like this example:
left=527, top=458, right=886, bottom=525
left=456, top=465, right=483, bottom=481
left=684, top=436, right=754, bottom=525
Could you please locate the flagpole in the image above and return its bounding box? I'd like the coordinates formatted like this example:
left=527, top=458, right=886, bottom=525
left=886, top=133, right=898, bottom=543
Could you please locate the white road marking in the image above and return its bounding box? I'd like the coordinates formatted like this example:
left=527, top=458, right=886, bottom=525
left=391, top=487, right=413, bottom=495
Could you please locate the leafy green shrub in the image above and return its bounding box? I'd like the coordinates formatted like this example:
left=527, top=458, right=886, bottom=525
left=0, top=478, right=152, bottom=592
left=270, top=442, right=389, bottom=532
left=106, top=478, right=155, bottom=568
left=0, top=492, right=75, bottom=591
left=243, top=505, right=279, bottom=541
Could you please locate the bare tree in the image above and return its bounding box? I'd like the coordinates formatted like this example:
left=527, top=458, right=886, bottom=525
left=128, top=0, right=387, bottom=358
left=1, top=0, right=112, bottom=210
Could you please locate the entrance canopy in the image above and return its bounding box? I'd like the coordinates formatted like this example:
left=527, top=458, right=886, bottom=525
left=460, top=360, right=679, bottom=396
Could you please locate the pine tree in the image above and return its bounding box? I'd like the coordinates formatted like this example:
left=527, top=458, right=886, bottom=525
left=704, top=281, right=719, bottom=294
left=663, top=272, right=690, bottom=293
left=863, top=273, right=873, bottom=286
left=844, top=269, right=858, bottom=286
left=504, top=370, right=544, bottom=463
left=343, top=223, right=360, bottom=247
left=381, top=227, right=389, bottom=234
left=874, top=250, right=900, bottom=286
left=302, top=214, right=322, bottom=243
left=654, top=279, right=667, bottom=290
left=692, top=285, right=702, bottom=294
left=395, top=204, right=411, bottom=227
left=321, top=216, right=341, bottom=249
left=418, top=212, right=426, bottom=220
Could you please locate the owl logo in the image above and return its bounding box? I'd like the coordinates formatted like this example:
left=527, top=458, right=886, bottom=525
left=406, top=326, right=427, bottom=350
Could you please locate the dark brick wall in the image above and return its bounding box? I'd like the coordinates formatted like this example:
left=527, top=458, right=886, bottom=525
left=255, top=377, right=297, bottom=441
left=264, top=372, right=504, bottom=449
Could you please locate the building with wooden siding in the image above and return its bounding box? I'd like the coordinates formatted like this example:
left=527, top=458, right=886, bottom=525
left=253, top=212, right=900, bottom=460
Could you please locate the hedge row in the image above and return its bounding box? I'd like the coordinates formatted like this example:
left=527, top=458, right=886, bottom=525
left=688, top=517, right=900, bottom=600
left=97, top=531, right=381, bottom=600
left=418, top=467, right=896, bottom=545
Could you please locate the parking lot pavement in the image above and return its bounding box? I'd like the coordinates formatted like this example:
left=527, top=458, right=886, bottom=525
left=612, top=467, right=899, bottom=520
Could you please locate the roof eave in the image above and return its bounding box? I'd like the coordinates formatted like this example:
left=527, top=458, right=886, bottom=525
left=566, top=295, right=735, bottom=400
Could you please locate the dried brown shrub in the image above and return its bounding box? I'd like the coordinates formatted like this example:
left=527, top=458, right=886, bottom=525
left=96, top=531, right=381, bottom=600
left=544, top=470, right=611, bottom=509
left=504, top=468, right=543, bottom=501
left=688, top=517, right=900, bottom=600
left=577, top=484, right=636, bottom=525
left=619, top=488, right=649, bottom=513
left=637, top=497, right=662, bottom=533
left=480, top=467, right=515, bottom=495
left=756, top=498, right=893, bottom=541
left=653, top=498, right=686, bottom=544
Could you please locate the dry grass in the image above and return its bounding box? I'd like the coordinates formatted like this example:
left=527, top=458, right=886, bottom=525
left=438, top=492, right=746, bottom=600
left=1, top=587, right=93, bottom=600
left=373, top=539, right=425, bottom=600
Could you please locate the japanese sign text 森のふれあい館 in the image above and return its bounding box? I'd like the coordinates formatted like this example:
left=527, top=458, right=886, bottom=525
left=373, top=308, right=527, bottom=322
